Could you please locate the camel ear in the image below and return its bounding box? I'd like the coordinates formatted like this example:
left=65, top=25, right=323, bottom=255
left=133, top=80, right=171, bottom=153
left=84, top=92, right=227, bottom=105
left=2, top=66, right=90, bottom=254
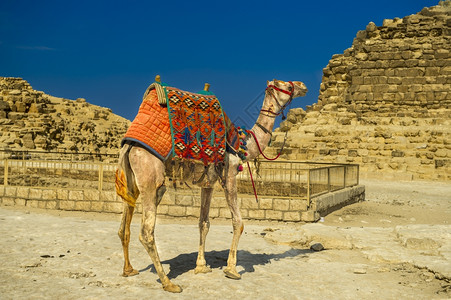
left=267, top=80, right=269, bottom=86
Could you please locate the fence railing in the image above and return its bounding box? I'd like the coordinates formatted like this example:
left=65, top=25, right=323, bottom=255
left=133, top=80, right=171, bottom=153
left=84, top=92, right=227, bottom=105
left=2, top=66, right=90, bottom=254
left=1, top=150, right=359, bottom=205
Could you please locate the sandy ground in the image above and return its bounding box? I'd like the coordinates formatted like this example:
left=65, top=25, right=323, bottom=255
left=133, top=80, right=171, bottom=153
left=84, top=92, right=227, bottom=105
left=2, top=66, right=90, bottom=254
left=0, top=179, right=450, bottom=299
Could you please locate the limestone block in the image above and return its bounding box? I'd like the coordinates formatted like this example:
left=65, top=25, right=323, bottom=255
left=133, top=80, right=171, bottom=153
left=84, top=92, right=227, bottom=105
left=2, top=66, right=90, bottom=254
left=84, top=190, right=100, bottom=201
left=60, top=200, right=75, bottom=210
left=157, top=205, right=169, bottom=215
left=259, top=198, right=273, bottom=210
left=175, top=195, right=193, bottom=206
left=209, top=208, right=219, bottom=218
left=104, top=202, right=122, bottom=213
left=69, top=190, right=84, bottom=201
left=57, top=189, right=68, bottom=200
left=42, top=189, right=57, bottom=200
left=219, top=208, right=231, bottom=218
left=273, top=199, right=290, bottom=211
left=241, top=197, right=259, bottom=209
left=265, top=210, right=283, bottom=221
left=46, top=201, right=57, bottom=209
left=29, top=188, right=42, bottom=199
left=16, top=187, right=29, bottom=198
left=185, top=206, right=200, bottom=218
left=91, top=201, right=104, bottom=212
left=168, top=206, right=186, bottom=217
left=283, top=211, right=301, bottom=222
left=248, top=209, right=265, bottom=220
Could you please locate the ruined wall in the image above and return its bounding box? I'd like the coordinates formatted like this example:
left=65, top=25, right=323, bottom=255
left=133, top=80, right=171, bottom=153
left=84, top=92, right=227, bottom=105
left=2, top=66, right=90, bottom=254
left=0, top=77, right=130, bottom=154
left=271, top=2, right=450, bottom=181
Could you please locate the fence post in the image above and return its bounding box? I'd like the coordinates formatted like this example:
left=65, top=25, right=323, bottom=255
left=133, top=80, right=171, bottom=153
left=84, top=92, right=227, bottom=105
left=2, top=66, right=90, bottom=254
left=4, top=158, right=8, bottom=186
left=98, top=163, right=104, bottom=191
left=307, top=168, right=311, bottom=208
left=327, top=167, right=331, bottom=192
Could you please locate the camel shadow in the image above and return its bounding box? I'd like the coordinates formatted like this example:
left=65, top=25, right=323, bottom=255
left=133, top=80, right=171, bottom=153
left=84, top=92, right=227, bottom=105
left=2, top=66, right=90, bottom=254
left=140, top=248, right=311, bottom=279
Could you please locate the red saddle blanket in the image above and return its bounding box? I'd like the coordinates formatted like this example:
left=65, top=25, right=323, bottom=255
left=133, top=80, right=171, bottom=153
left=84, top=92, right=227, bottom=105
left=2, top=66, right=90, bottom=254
left=123, top=84, right=240, bottom=164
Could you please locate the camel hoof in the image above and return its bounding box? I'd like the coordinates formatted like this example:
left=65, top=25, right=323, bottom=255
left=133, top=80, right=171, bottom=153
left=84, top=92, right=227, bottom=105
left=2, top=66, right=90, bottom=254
left=163, top=282, right=183, bottom=293
left=223, top=267, right=241, bottom=280
left=194, top=265, right=212, bottom=274
left=122, top=268, right=139, bottom=277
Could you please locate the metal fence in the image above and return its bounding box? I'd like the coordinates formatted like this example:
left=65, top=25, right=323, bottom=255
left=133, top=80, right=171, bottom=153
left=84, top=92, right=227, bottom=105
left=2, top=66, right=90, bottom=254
left=0, top=150, right=359, bottom=203
left=237, top=161, right=359, bottom=202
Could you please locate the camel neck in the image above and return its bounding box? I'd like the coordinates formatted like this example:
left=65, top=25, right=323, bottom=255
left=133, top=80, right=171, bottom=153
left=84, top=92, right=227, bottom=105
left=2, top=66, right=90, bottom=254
left=245, top=113, right=276, bottom=161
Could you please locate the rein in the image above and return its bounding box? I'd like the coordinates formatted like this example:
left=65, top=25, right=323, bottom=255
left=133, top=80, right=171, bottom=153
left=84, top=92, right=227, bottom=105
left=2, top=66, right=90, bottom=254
left=243, top=80, right=294, bottom=202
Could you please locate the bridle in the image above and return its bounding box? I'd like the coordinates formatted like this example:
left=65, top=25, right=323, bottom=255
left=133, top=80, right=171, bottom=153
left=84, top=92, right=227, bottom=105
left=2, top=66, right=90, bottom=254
left=259, top=81, right=295, bottom=120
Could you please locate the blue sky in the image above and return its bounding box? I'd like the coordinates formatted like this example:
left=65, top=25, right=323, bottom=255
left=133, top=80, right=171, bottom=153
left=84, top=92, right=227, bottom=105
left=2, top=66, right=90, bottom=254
left=0, top=0, right=438, bottom=127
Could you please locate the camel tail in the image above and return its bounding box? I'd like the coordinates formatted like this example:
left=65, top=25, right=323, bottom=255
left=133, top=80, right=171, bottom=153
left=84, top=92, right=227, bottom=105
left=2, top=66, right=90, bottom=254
left=115, top=144, right=140, bottom=207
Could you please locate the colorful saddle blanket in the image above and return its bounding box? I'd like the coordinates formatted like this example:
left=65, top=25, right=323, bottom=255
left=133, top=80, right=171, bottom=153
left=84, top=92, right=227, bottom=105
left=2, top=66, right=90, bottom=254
left=123, top=83, right=240, bottom=164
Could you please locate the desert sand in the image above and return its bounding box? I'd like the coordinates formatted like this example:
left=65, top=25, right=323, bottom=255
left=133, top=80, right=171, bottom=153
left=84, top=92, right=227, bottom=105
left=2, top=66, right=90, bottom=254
left=0, top=179, right=450, bottom=299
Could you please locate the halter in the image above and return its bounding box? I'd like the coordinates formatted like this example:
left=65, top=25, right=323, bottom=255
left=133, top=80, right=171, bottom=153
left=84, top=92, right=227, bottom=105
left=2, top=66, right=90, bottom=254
left=260, top=81, right=295, bottom=119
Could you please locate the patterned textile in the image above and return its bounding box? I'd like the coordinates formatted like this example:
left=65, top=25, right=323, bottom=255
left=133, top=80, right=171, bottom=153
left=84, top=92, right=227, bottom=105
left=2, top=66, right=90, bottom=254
left=122, top=89, right=172, bottom=161
left=166, top=86, right=227, bottom=165
left=224, top=112, right=240, bottom=152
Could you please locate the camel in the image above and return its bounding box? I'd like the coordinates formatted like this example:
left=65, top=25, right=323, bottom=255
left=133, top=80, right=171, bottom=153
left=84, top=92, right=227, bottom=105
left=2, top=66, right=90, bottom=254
left=116, top=79, right=307, bottom=293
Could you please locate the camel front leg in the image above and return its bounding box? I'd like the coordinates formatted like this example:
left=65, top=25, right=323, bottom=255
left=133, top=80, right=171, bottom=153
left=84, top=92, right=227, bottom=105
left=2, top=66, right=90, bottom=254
left=224, top=175, right=243, bottom=280
left=139, top=191, right=182, bottom=293
left=194, top=187, right=213, bottom=274
left=118, top=204, right=139, bottom=277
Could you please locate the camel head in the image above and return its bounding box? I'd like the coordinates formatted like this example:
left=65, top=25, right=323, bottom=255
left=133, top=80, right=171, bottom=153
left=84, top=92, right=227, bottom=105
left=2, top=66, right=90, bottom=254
left=262, top=79, right=308, bottom=117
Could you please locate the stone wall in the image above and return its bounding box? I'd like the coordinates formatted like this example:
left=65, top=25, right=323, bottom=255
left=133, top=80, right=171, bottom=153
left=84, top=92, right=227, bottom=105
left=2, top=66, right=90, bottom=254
left=273, top=2, right=450, bottom=181
left=0, top=185, right=365, bottom=222
left=0, top=77, right=130, bottom=154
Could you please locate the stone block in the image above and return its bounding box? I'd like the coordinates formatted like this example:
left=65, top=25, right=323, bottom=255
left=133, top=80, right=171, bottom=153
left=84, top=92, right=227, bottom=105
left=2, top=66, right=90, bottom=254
left=289, top=199, right=308, bottom=211
left=283, top=211, right=301, bottom=222
left=57, top=189, right=68, bottom=200
left=265, top=210, right=283, bottom=221
left=160, top=193, right=174, bottom=205
left=301, top=211, right=320, bottom=222
left=219, top=208, right=231, bottom=219
left=157, top=204, right=169, bottom=215
left=91, top=201, right=104, bottom=212
left=74, top=201, right=91, bottom=211
left=209, top=208, right=219, bottom=218
left=84, top=190, right=100, bottom=201
left=60, top=200, right=75, bottom=210
left=259, top=198, right=273, bottom=210
left=5, top=186, right=16, bottom=197
left=248, top=209, right=265, bottom=220
left=2, top=197, right=15, bottom=206
left=15, top=199, right=26, bottom=206
left=210, top=196, right=225, bottom=208
left=46, top=201, right=58, bottom=209
left=42, top=189, right=57, bottom=200
left=185, top=206, right=200, bottom=218
left=241, top=197, right=259, bottom=209
left=69, top=190, right=84, bottom=201
left=176, top=195, right=193, bottom=206
left=100, top=190, right=117, bottom=202
left=17, top=187, right=29, bottom=198
left=168, top=206, right=186, bottom=217
left=273, top=199, right=290, bottom=211
left=104, top=202, right=122, bottom=213
left=29, top=188, right=42, bottom=199
left=27, top=200, right=39, bottom=208
left=38, top=201, right=47, bottom=209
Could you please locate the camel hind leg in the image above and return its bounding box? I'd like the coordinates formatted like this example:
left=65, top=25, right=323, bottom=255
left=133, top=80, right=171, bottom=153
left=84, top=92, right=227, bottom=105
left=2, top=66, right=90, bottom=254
left=129, top=147, right=182, bottom=293
left=118, top=203, right=139, bottom=276
left=194, top=187, right=213, bottom=274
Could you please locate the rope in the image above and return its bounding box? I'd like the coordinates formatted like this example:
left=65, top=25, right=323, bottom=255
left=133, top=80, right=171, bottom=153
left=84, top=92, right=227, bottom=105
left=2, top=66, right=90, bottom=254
left=246, top=130, right=287, bottom=161
left=247, top=161, right=258, bottom=203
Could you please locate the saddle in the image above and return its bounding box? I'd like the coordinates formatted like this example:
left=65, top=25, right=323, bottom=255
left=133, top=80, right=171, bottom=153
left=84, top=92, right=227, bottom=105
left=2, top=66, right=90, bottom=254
left=123, top=81, right=241, bottom=165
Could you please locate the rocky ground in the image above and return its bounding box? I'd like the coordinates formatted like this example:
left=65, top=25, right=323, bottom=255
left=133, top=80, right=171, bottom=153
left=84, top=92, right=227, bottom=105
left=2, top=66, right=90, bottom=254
left=0, top=179, right=450, bottom=299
